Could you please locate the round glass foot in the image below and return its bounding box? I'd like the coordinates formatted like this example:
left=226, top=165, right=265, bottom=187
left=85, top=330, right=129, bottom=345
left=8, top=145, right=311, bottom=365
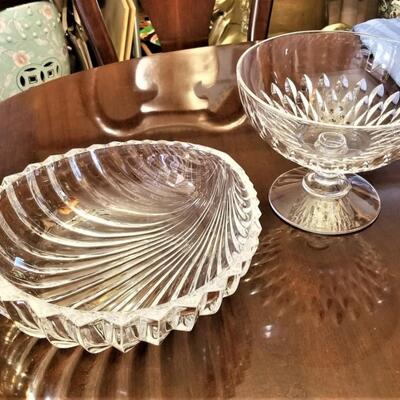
left=269, top=168, right=381, bottom=235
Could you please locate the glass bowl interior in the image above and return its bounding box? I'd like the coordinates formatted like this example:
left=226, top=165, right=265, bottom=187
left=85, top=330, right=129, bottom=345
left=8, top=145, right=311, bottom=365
left=0, top=141, right=260, bottom=318
left=237, top=31, right=400, bottom=174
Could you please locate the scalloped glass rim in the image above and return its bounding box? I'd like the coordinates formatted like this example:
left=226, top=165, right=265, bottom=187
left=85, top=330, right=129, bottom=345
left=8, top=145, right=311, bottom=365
left=236, top=30, right=400, bottom=130
left=0, top=140, right=261, bottom=327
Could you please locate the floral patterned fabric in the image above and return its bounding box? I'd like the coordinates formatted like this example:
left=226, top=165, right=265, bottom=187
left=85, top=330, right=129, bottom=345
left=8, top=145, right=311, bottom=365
left=378, top=0, right=400, bottom=17
left=0, top=1, right=70, bottom=101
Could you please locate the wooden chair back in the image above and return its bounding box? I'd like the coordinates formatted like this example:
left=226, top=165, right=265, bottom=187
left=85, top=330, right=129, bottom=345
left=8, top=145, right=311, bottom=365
left=248, top=0, right=275, bottom=41
left=74, top=0, right=118, bottom=65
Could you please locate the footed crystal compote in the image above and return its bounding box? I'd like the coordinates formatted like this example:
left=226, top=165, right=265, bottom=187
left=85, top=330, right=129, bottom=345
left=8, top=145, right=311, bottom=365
left=237, top=31, right=400, bottom=234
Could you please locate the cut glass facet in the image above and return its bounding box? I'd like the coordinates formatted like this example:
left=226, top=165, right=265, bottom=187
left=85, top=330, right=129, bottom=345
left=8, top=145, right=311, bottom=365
left=237, top=31, right=400, bottom=234
left=0, top=140, right=261, bottom=352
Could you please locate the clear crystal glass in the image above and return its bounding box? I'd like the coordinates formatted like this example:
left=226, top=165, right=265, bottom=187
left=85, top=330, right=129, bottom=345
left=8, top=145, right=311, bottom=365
left=237, top=31, right=400, bottom=234
left=0, top=140, right=261, bottom=353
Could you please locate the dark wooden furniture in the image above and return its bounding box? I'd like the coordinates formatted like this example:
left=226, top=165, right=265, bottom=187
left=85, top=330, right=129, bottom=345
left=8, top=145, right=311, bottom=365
left=0, top=43, right=399, bottom=399
left=74, top=0, right=275, bottom=59
left=74, top=0, right=118, bottom=65
left=248, top=0, right=275, bottom=40
left=141, top=0, right=215, bottom=52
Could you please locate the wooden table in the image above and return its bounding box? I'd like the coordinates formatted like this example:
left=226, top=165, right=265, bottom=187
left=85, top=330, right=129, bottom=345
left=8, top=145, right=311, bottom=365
left=0, top=43, right=399, bottom=399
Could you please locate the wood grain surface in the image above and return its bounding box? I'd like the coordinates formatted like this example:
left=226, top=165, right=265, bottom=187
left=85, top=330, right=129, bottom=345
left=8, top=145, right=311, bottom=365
left=0, top=43, right=399, bottom=399
left=141, top=0, right=215, bottom=51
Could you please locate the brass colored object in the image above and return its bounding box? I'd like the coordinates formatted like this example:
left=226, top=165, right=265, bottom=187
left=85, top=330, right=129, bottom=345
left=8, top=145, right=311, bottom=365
left=210, top=0, right=379, bottom=45
left=210, top=0, right=328, bottom=44
left=209, top=0, right=250, bottom=45
left=322, top=22, right=352, bottom=30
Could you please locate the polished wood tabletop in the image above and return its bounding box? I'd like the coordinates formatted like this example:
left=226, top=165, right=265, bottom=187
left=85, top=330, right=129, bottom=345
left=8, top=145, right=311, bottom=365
left=0, top=43, right=399, bottom=399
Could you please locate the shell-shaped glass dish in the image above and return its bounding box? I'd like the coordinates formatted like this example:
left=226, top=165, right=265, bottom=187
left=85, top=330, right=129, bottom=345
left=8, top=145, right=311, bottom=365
left=0, top=140, right=261, bottom=353
left=237, top=31, right=400, bottom=235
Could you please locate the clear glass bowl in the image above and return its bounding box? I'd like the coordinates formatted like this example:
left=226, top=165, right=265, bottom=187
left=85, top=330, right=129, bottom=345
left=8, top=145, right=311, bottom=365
left=237, top=31, right=400, bottom=234
left=0, top=140, right=261, bottom=353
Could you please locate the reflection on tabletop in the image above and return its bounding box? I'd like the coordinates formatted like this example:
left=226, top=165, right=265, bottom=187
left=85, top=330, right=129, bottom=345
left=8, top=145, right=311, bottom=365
left=0, top=294, right=251, bottom=399
left=0, top=221, right=399, bottom=398
left=84, top=45, right=247, bottom=138
left=243, top=225, right=398, bottom=367
left=248, top=226, right=391, bottom=325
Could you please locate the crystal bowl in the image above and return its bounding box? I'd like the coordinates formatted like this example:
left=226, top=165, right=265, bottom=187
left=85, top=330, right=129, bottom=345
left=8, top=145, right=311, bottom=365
left=237, top=31, right=400, bottom=234
left=0, top=140, right=261, bottom=353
